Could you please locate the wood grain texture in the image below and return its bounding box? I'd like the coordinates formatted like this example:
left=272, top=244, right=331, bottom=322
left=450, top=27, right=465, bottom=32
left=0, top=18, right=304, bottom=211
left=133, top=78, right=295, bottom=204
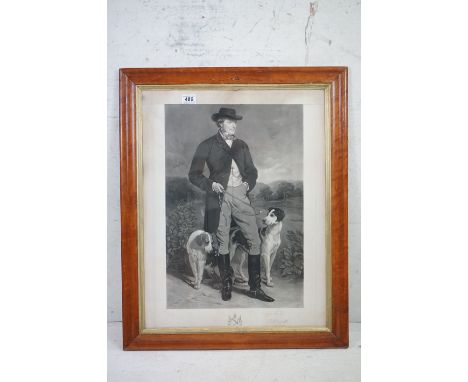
left=119, top=67, right=348, bottom=350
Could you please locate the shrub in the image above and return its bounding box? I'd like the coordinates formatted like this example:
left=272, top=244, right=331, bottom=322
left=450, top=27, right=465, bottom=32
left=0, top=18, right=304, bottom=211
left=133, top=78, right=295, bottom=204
left=166, top=202, right=197, bottom=272
left=278, top=230, right=304, bottom=278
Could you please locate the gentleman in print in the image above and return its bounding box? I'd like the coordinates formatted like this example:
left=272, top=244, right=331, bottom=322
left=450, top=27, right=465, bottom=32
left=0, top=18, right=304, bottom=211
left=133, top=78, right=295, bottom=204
left=188, top=107, right=274, bottom=302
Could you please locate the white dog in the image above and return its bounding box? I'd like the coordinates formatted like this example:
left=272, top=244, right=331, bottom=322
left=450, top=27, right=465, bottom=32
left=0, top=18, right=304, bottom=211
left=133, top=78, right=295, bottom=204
left=186, top=230, right=213, bottom=289
left=229, top=207, right=285, bottom=287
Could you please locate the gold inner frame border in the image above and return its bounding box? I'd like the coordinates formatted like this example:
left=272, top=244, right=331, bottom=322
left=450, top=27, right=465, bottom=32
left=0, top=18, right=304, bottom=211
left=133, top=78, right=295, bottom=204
left=135, top=84, right=332, bottom=334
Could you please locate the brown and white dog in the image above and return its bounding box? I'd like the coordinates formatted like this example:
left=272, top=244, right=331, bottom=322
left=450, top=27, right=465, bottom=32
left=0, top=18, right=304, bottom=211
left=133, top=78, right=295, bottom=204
left=186, top=230, right=213, bottom=289
left=229, top=207, right=285, bottom=287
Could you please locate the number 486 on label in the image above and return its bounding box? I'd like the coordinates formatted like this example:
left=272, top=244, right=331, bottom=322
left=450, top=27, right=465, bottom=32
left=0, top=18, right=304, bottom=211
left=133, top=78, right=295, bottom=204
left=182, top=95, right=197, bottom=104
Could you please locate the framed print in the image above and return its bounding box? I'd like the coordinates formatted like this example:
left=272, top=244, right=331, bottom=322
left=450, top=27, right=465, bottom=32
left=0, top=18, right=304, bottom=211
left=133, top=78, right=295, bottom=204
left=119, top=67, right=348, bottom=350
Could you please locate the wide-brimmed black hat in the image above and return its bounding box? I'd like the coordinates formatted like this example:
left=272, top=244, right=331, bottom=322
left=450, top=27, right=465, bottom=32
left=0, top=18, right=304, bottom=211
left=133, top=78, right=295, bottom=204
left=211, top=107, right=243, bottom=121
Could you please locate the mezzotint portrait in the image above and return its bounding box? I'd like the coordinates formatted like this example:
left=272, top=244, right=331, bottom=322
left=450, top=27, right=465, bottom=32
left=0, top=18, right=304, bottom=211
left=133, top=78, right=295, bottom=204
left=165, top=104, right=304, bottom=309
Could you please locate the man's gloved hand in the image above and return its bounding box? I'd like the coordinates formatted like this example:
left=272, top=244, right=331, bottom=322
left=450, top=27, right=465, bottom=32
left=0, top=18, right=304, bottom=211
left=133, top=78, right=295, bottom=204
left=210, top=233, right=219, bottom=257
left=212, top=182, right=225, bottom=194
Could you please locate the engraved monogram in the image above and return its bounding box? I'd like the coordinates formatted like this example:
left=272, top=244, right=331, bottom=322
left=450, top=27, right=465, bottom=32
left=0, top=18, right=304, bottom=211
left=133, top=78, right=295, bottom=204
left=227, top=313, right=243, bottom=326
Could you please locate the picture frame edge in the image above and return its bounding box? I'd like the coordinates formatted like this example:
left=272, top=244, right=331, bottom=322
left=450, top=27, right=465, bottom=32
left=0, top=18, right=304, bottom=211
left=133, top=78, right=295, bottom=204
left=119, top=66, right=349, bottom=350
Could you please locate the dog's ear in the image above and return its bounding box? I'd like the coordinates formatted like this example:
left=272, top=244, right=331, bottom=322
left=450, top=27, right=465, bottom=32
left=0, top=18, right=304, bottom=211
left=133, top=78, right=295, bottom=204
left=196, top=232, right=210, bottom=246
left=195, top=234, right=204, bottom=246
left=274, top=208, right=285, bottom=222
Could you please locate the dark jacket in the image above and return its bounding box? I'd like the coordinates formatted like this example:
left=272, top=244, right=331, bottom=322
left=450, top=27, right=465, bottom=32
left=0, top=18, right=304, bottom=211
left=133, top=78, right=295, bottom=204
left=188, top=132, right=258, bottom=233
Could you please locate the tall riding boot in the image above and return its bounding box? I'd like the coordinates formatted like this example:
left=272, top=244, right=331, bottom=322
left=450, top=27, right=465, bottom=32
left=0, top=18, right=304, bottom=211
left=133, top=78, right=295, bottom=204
left=247, top=255, right=275, bottom=302
left=218, top=254, right=233, bottom=301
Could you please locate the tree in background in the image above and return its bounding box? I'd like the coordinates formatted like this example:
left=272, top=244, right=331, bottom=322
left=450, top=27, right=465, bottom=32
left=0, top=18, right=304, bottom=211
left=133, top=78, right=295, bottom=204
left=275, top=181, right=295, bottom=200
left=292, top=184, right=303, bottom=197
left=166, top=177, right=201, bottom=206
left=257, top=185, right=274, bottom=200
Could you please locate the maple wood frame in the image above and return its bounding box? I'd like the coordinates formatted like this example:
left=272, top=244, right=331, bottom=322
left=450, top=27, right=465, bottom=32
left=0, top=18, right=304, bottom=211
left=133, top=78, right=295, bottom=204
left=119, top=67, right=348, bottom=350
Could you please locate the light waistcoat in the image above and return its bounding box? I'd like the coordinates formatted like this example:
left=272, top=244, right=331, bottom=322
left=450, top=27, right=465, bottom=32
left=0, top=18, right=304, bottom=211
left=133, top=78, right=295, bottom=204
left=224, top=138, right=243, bottom=187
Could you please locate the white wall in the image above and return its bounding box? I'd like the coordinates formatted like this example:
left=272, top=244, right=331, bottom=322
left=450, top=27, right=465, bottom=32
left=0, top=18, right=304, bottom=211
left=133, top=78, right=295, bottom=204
left=108, top=0, right=360, bottom=323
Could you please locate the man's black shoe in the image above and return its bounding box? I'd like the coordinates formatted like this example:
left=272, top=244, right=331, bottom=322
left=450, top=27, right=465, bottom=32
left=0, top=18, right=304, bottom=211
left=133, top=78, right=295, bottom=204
left=246, top=287, right=275, bottom=302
